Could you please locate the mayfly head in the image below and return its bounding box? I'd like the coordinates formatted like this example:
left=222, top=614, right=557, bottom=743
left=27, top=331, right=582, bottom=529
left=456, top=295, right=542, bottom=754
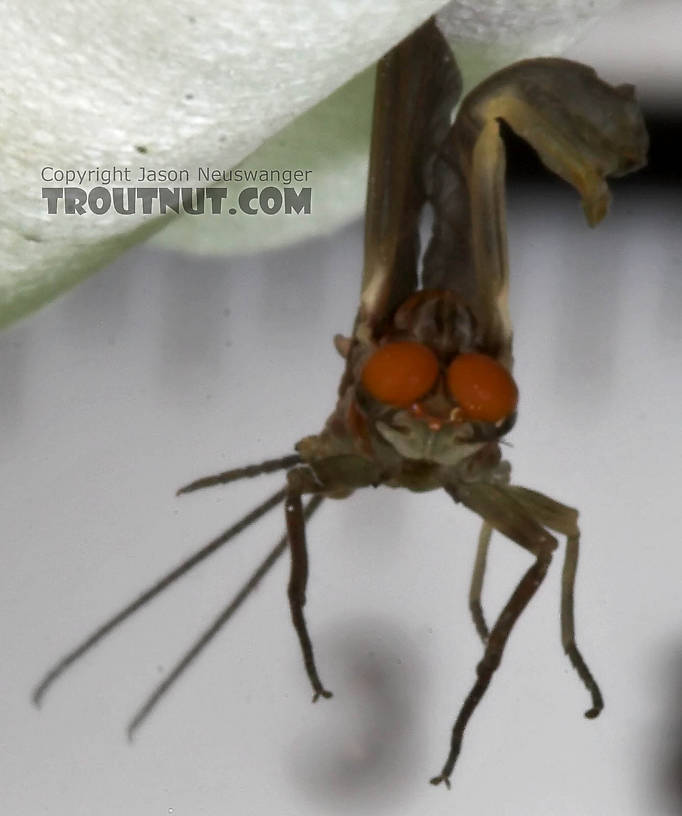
left=348, top=289, right=518, bottom=466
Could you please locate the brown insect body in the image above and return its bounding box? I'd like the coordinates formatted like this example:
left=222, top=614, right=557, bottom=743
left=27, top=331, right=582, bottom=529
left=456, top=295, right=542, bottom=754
left=295, top=285, right=506, bottom=495
left=279, top=20, right=647, bottom=786
left=34, top=18, right=648, bottom=790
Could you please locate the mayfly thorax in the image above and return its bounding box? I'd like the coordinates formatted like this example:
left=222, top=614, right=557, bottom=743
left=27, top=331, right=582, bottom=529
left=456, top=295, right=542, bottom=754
left=33, top=17, right=648, bottom=788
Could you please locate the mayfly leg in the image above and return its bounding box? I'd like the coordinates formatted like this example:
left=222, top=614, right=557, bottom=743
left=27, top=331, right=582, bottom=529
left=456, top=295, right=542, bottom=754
left=432, top=483, right=559, bottom=788
left=562, top=534, right=603, bottom=718
left=468, top=521, right=493, bottom=643
left=505, top=486, right=603, bottom=717
left=127, top=494, right=325, bottom=739
left=285, top=485, right=332, bottom=702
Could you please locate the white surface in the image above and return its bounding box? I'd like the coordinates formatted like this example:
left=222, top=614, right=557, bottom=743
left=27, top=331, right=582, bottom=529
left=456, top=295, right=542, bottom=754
left=0, top=0, right=446, bottom=323
left=154, top=0, right=682, bottom=260
left=1, top=0, right=625, bottom=326
left=567, top=0, right=682, bottom=105
left=2, top=183, right=681, bottom=814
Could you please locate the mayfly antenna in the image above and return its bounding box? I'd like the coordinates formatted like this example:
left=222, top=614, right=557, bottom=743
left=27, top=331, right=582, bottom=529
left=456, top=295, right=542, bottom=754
left=127, top=494, right=324, bottom=740
left=33, top=479, right=292, bottom=706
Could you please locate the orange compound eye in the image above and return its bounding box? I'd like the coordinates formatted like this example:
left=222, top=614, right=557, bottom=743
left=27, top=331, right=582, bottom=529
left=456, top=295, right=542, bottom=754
left=446, top=353, right=518, bottom=422
left=361, top=342, right=439, bottom=407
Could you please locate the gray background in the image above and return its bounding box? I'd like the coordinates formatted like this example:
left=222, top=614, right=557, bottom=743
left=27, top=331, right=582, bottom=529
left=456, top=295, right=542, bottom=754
left=2, top=3, right=682, bottom=811
left=2, top=180, right=681, bottom=815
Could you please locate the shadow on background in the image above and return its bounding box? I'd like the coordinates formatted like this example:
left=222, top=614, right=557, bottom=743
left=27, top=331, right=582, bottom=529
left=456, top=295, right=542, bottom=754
left=503, top=108, right=682, bottom=187
left=288, top=617, right=428, bottom=813
left=655, top=645, right=682, bottom=815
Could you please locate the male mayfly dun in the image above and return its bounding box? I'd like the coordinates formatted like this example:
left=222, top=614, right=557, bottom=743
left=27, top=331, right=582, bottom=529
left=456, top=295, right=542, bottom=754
left=34, top=18, right=648, bottom=788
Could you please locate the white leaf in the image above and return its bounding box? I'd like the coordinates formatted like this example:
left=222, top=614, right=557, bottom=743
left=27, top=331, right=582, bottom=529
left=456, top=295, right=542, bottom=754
left=0, top=0, right=620, bottom=327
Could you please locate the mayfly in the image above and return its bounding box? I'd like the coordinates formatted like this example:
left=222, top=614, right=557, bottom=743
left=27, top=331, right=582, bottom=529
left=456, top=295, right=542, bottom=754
left=34, top=18, right=648, bottom=788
